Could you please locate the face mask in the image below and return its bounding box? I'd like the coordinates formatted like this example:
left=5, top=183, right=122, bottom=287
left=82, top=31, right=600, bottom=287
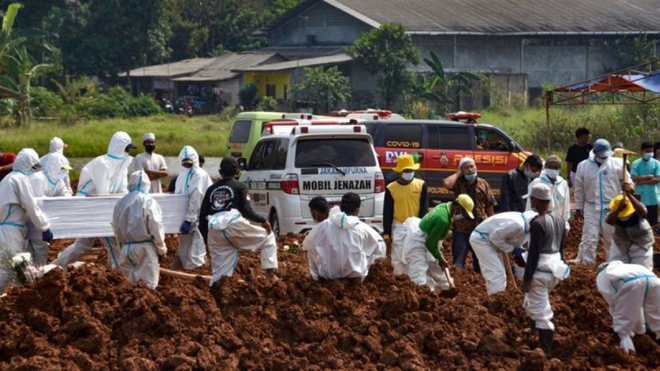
left=401, top=172, right=415, bottom=181
left=465, top=173, right=477, bottom=182
left=145, top=144, right=156, bottom=153
left=618, top=215, right=631, bottom=222
left=545, top=169, right=560, bottom=179
left=595, top=157, right=606, bottom=164
left=58, top=170, right=68, bottom=181
left=524, top=170, right=539, bottom=179
left=643, top=152, right=653, bottom=161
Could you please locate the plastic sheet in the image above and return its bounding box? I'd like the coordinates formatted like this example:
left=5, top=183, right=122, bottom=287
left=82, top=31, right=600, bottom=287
left=27, top=194, right=189, bottom=239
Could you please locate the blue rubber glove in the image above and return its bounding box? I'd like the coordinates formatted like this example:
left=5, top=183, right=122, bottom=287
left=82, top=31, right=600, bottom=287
left=513, top=247, right=526, bottom=268
left=180, top=221, right=192, bottom=235
left=42, top=229, right=54, bottom=242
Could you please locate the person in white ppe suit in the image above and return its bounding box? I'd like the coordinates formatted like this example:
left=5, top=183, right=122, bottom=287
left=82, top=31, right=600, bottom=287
left=605, top=185, right=654, bottom=270
left=172, top=145, right=212, bottom=270
left=303, top=192, right=386, bottom=281
left=53, top=132, right=137, bottom=269
left=573, top=139, right=632, bottom=264
left=112, top=171, right=167, bottom=290
left=596, top=260, right=660, bottom=354
left=28, top=152, right=73, bottom=265
left=0, top=149, right=52, bottom=292
left=520, top=183, right=570, bottom=359
left=470, top=209, right=538, bottom=295
left=199, top=157, right=276, bottom=285
left=40, top=137, right=72, bottom=195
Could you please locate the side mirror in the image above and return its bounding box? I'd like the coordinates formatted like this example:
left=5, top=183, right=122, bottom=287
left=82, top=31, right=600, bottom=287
left=238, top=158, right=248, bottom=171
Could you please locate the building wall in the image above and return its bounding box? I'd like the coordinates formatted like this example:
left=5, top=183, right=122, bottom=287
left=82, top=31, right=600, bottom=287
left=244, top=72, right=292, bottom=101
left=269, top=2, right=371, bottom=46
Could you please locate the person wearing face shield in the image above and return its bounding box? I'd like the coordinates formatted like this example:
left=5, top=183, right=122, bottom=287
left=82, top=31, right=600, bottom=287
left=0, top=149, right=52, bottom=292
left=451, top=157, right=496, bottom=272
left=572, top=139, right=632, bottom=264
left=53, top=132, right=137, bottom=269
left=112, top=171, right=167, bottom=289
left=526, top=155, right=571, bottom=257
left=28, top=152, right=73, bottom=265
left=133, top=133, right=168, bottom=193
left=501, top=154, right=543, bottom=212
left=172, top=145, right=212, bottom=270
left=39, top=137, right=72, bottom=195
left=308, top=196, right=330, bottom=224
left=383, top=154, right=428, bottom=275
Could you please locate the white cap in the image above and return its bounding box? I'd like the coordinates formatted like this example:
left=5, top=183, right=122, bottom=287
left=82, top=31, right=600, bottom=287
left=458, top=157, right=476, bottom=170
left=523, top=182, right=552, bottom=201
left=143, top=133, right=156, bottom=142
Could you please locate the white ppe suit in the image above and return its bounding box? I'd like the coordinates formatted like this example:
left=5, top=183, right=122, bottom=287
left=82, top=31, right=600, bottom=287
left=523, top=253, right=570, bottom=331
left=574, top=154, right=632, bottom=263
left=0, top=149, right=51, bottom=292
left=53, top=132, right=134, bottom=269
left=526, top=172, right=571, bottom=232
left=28, top=152, right=72, bottom=265
left=207, top=209, right=278, bottom=285
left=112, top=171, right=166, bottom=290
left=40, top=137, right=72, bottom=195
left=174, top=146, right=212, bottom=269
left=391, top=222, right=406, bottom=275
left=470, top=211, right=538, bottom=295
left=303, top=207, right=385, bottom=281
left=397, top=217, right=449, bottom=291
left=597, top=261, right=660, bottom=353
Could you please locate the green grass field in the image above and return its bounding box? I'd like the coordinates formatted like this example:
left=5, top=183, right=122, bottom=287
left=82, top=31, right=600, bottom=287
left=0, top=114, right=233, bottom=158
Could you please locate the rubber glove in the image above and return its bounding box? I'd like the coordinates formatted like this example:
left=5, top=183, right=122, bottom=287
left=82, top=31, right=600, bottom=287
left=42, top=229, right=54, bottom=243
left=180, top=221, right=192, bottom=234
left=513, top=247, right=526, bottom=268
left=157, top=244, right=168, bottom=257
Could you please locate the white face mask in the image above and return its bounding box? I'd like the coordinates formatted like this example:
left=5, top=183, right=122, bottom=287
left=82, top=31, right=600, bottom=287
left=595, top=156, right=607, bottom=164
left=545, top=169, right=560, bottom=179
left=643, top=152, right=653, bottom=161
left=464, top=173, right=477, bottom=182
left=524, top=169, right=538, bottom=179
left=401, top=171, right=415, bottom=181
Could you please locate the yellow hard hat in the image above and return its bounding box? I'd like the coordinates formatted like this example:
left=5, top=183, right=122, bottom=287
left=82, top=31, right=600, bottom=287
left=609, top=194, right=635, bottom=218
left=455, top=194, right=475, bottom=219
left=393, top=154, right=420, bottom=173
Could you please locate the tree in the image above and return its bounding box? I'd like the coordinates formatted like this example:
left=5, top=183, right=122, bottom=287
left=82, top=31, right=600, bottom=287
left=291, top=66, right=351, bottom=113
left=347, top=23, right=420, bottom=108
left=413, top=50, right=479, bottom=105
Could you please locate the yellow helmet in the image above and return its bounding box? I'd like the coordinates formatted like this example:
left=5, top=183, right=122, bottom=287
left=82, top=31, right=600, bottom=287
left=455, top=194, right=475, bottom=219
left=609, top=194, right=635, bottom=218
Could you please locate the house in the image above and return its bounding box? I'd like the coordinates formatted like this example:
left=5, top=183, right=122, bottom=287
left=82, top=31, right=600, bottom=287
left=252, top=0, right=660, bottom=105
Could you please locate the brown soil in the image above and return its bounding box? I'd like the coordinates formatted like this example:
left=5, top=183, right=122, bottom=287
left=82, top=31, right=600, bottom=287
left=1, top=221, right=659, bottom=370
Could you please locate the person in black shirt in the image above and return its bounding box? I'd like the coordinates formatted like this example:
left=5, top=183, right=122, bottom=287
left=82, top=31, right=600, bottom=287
left=500, top=154, right=542, bottom=212
left=199, top=157, right=277, bottom=284
left=565, top=127, right=592, bottom=188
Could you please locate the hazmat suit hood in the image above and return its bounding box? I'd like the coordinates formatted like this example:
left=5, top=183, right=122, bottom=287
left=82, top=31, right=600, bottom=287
left=178, top=145, right=200, bottom=167
left=42, top=153, right=69, bottom=181
left=329, top=206, right=360, bottom=230
left=49, top=137, right=65, bottom=154
left=14, top=149, right=40, bottom=174
left=107, top=132, right=133, bottom=159
left=128, top=171, right=152, bottom=193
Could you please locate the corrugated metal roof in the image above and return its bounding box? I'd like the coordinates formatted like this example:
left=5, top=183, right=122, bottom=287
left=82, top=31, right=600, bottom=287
left=257, top=0, right=660, bottom=35
left=171, top=53, right=283, bottom=82
left=125, top=58, right=214, bottom=78
left=232, top=54, right=352, bottom=72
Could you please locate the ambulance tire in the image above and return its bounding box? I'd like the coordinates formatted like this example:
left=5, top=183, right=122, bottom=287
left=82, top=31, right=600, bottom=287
left=269, top=209, right=280, bottom=237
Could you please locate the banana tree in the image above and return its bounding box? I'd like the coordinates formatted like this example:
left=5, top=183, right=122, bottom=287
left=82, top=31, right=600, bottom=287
left=414, top=50, right=479, bottom=106
left=1, top=47, right=52, bottom=126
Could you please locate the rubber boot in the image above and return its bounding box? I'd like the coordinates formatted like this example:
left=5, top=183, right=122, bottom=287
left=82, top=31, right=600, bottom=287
left=538, top=329, right=554, bottom=358
left=529, top=319, right=537, bottom=336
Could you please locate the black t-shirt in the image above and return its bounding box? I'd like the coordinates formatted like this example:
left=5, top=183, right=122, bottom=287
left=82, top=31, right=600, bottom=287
left=199, top=178, right=265, bottom=242
left=565, top=143, right=593, bottom=172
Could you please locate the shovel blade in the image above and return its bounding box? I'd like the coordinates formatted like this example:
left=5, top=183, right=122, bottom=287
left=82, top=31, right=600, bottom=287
left=440, top=287, right=459, bottom=298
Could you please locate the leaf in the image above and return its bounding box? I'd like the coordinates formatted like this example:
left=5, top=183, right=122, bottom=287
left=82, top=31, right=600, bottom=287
left=1, top=3, right=20, bottom=38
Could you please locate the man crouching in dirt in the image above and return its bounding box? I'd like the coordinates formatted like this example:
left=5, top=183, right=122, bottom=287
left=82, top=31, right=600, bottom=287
left=520, top=183, right=570, bottom=359
left=112, top=171, right=167, bottom=289
left=199, top=157, right=277, bottom=286
left=303, top=192, right=386, bottom=281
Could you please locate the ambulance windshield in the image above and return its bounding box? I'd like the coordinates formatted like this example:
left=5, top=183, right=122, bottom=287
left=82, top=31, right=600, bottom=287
left=295, top=138, right=376, bottom=168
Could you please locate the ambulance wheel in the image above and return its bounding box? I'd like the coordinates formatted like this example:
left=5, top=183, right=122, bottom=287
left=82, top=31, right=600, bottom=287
left=269, top=210, right=280, bottom=237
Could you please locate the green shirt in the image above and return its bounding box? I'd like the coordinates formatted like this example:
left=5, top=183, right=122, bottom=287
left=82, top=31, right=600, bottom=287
left=418, top=202, right=452, bottom=261
left=631, top=158, right=660, bottom=206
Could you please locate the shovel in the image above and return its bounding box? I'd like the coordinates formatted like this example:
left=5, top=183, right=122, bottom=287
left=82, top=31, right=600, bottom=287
left=439, top=266, right=459, bottom=298
left=620, top=149, right=636, bottom=185
left=501, top=251, right=519, bottom=292
left=160, top=267, right=212, bottom=282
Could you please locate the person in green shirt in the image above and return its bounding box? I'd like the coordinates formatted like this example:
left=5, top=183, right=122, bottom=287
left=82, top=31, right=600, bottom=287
left=398, top=194, right=474, bottom=293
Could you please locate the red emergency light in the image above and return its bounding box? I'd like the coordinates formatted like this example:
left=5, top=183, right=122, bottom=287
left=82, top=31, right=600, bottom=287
left=446, top=112, right=482, bottom=122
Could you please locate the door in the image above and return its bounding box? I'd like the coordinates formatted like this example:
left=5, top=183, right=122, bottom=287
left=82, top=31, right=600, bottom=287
left=377, top=123, right=426, bottom=184
left=425, top=124, right=473, bottom=203
left=244, top=138, right=289, bottom=217
left=473, top=127, right=521, bottom=199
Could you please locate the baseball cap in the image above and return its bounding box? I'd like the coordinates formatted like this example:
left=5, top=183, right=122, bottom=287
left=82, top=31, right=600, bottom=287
left=220, top=156, right=238, bottom=174
left=610, top=194, right=635, bottom=218
left=545, top=155, right=562, bottom=167
left=523, top=182, right=552, bottom=201
left=593, top=139, right=613, bottom=158
left=455, top=194, right=474, bottom=219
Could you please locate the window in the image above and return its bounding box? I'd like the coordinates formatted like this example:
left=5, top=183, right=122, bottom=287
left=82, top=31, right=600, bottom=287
left=426, top=125, right=440, bottom=149
left=383, top=124, right=422, bottom=149
left=249, top=141, right=267, bottom=170
left=475, top=129, right=510, bottom=152
left=229, top=120, right=252, bottom=143
left=250, top=139, right=289, bottom=170
left=439, top=127, right=470, bottom=150
left=295, top=138, right=376, bottom=168
left=266, top=84, right=277, bottom=98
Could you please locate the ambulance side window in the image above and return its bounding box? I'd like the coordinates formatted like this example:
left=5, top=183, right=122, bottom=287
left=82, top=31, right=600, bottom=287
left=262, top=139, right=289, bottom=170
left=249, top=141, right=267, bottom=170
left=384, top=124, right=421, bottom=148
left=476, top=129, right=510, bottom=152
left=439, top=127, right=470, bottom=150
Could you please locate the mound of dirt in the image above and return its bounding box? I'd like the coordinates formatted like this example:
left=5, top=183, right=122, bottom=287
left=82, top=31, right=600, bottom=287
left=1, top=219, right=658, bottom=370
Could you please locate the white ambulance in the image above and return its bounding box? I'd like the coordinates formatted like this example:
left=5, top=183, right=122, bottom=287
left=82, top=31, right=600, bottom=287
left=239, top=125, right=385, bottom=236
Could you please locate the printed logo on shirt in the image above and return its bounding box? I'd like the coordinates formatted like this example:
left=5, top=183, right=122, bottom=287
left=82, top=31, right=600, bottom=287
left=210, top=186, right=235, bottom=212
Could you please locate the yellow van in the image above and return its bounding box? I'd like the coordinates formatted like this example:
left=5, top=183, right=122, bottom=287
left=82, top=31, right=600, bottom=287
left=227, top=112, right=286, bottom=159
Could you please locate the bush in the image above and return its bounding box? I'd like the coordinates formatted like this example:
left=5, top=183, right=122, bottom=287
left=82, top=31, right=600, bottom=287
left=239, top=84, right=258, bottom=110
left=256, top=96, right=277, bottom=111
left=30, top=87, right=64, bottom=117
left=76, top=87, right=161, bottom=118
left=127, top=94, right=162, bottom=116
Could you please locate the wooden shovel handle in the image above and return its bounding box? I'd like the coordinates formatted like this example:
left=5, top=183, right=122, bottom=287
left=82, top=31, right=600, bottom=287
left=160, top=267, right=212, bottom=282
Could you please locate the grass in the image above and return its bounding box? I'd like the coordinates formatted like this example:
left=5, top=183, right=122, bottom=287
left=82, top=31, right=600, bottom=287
left=0, top=114, right=232, bottom=158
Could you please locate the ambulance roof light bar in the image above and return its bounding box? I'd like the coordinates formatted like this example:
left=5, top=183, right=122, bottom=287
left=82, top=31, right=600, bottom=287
left=292, top=125, right=367, bottom=135
left=329, top=109, right=393, bottom=118
left=282, top=113, right=316, bottom=120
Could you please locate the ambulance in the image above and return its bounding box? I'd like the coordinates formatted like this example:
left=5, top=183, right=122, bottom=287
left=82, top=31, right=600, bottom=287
left=239, top=125, right=384, bottom=236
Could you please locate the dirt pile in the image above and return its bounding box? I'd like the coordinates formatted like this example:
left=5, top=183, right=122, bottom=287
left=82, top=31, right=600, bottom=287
left=1, top=220, right=659, bottom=370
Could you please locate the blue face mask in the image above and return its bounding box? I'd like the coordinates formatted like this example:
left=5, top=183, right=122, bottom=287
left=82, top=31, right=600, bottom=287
left=643, top=152, right=653, bottom=161
left=465, top=173, right=478, bottom=182
left=545, top=169, right=560, bottom=179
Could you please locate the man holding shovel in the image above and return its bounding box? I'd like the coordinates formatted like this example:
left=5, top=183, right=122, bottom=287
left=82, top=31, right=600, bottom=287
left=469, top=209, right=538, bottom=295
